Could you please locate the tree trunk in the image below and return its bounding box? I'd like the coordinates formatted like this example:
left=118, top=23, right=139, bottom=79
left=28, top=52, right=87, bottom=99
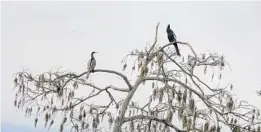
left=112, top=78, right=142, bottom=132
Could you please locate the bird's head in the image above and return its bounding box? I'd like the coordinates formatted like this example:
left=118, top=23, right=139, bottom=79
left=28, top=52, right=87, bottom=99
left=167, top=24, right=170, bottom=29
left=91, top=51, right=98, bottom=56
left=91, top=51, right=98, bottom=54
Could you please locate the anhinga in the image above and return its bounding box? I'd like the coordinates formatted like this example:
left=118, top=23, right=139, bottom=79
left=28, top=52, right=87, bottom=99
left=86, top=51, right=97, bottom=79
left=166, top=24, right=180, bottom=56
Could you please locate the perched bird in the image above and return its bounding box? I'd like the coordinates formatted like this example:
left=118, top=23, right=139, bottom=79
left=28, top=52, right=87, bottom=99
left=86, top=51, right=97, bottom=79
left=166, top=24, right=180, bottom=56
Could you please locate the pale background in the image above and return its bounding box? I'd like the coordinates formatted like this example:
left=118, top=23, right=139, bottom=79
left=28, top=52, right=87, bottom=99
left=1, top=1, right=261, bottom=132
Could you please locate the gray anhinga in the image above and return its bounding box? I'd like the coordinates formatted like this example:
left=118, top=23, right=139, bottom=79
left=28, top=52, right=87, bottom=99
left=166, top=24, right=181, bottom=56
left=86, top=51, right=97, bottom=79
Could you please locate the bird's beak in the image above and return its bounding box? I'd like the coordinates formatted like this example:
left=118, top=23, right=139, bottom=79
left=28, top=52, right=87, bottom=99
left=95, top=52, right=98, bottom=54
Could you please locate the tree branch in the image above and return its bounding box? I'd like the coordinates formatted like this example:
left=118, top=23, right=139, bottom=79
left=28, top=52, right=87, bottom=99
left=93, top=69, right=133, bottom=90
left=123, top=115, right=186, bottom=132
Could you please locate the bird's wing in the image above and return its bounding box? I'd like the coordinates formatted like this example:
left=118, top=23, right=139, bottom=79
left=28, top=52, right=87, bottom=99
left=87, top=59, right=92, bottom=70
left=167, top=28, right=173, bottom=34
left=173, top=31, right=177, bottom=40
left=170, top=29, right=174, bottom=34
left=89, top=58, right=96, bottom=71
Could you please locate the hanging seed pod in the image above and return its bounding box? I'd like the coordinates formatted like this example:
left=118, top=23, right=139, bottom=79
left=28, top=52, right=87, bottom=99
left=58, top=88, right=63, bottom=97
left=204, top=66, right=207, bottom=74
left=178, top=107, right=184, bottom=120
left=189, top=90, right=192, bottom=98
left=62, top=117, right=67, bottom=124
left=230, top=118, right=234, bottom=124
left=71, top=91, right=74, bottom=98
left=73, top=81, right=78, bottom=89
left=69, top=102, right=73, bottom=109
left=230, top=84, right=233, bottom=90
left=141, top=65, right=149, bottom=77
left=96, top=115, right=100, bottom=125
left=166, top=110, right=173, bottom=122
left=159, top=88, right=164, bottom=104
left=14, top=100, right=17, bottom=106
left=34, top=118, right=38, bottom=128
left=182, top=89, right=187, bottom=104
left=172, top=89, right=175, bottom=99
left=123, top=64, right=127, bottom=71
left=86, top=123, right=89, bottom=129
left=226, top=97, right=233, bottom=112
left=204, top=122, right=209, bottom=132
left=138, top=60, right=142, bottom=70
left=14, top=77, right=18, bottom=86
left=60, top=124, right=63, bottom=132
left=211, top=73, right=214, bottom=81
left=189, top=99, right=195, bottom=112
left=48, top=120, right=54, bottom=131
left=132, top=66, right=135, bottom=71
left=137, top=123, right=141, bottom=132
left=80, top=106, right=84, bottom=113
left=182, top=115, right=187, bottom=128
left=78, top=114, right=82, bottom=121
left=22, top=84, right=25, bottom=95
left=152, top=88, right=157, bottom=100
left=52, top=106, right=57, bottom=115
left=83, top=110, right=86, bottom=118
left=25, top=108, right=28, bottom=116
left=92, top=119, right=97, bottom=129
left=81, top=121, right=85, bottom=130
left=130, top=120, right=134, bottom=132
left=187, top=118, right=192, bottom=131
left=157, top=53, right=163, bottom=65
left=70, top=109, right=73, bottom=119
left=168, top=95, right=173, bottom=105
left=90, top=107, right=93, bottom=114
left=177, top=89, right=182, bottom=103
left=108, top=115, right=113, bottom=126
left=252, top=114, right=255, bottom=123
left=61, top=99, right=64, bottom=106
left=128, top=110, right=131, bottom=117
left=45, top=113, right=49, bottom=127
left=37, top=106, right=40, bottom=114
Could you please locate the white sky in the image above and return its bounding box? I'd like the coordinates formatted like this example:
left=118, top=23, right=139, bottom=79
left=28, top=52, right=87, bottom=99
left=1, top=1, right=261, bottom=130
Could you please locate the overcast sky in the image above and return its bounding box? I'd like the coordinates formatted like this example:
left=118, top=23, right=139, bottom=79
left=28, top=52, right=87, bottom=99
left=1, top=1, right=261, bottom=131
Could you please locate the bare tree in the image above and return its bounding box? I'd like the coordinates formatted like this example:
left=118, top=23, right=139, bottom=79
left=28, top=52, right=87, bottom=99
left=13, top=23, right=261, bottom=132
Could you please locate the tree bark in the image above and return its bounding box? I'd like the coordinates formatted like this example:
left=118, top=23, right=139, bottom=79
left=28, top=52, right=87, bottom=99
left=112, top=78, right=142, bottom=132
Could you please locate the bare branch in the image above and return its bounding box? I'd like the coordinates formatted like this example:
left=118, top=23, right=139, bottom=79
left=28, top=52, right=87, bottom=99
left=123, top=115, right=186, bottom=132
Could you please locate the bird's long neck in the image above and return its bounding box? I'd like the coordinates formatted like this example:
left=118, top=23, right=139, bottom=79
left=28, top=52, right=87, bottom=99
left=91, top=53, right=95, bottom=59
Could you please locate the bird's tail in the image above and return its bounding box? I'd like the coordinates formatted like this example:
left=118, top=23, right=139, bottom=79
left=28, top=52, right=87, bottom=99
left=174, top=43, right=181, bottom=56
left=86, top=71, right=90, bottom=79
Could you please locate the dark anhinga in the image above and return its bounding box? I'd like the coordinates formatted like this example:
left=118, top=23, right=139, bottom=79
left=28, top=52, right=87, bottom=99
left=166, top=24, right=180, bottom=56
left=86, top=51, right=97, bottom=79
